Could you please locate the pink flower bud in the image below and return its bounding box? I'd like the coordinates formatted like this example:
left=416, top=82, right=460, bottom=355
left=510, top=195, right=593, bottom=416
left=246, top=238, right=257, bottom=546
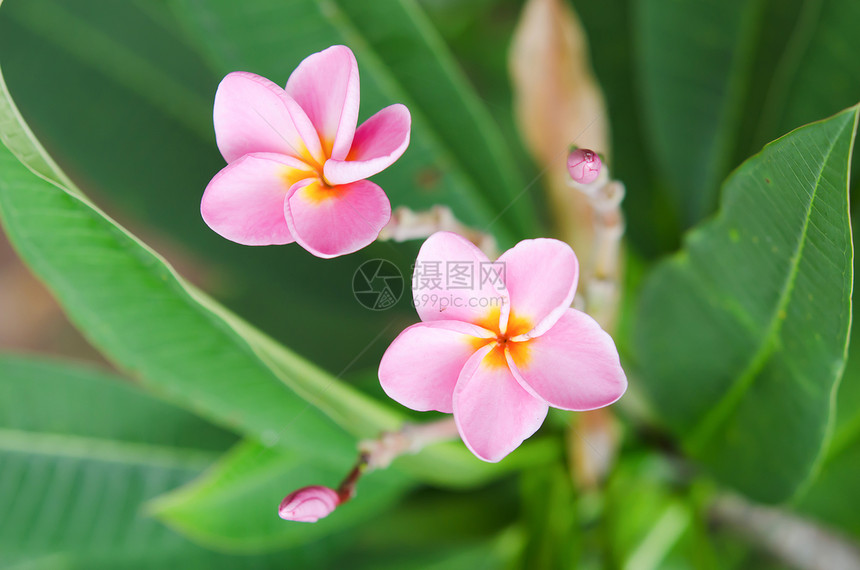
left=278, top=485, right=341, bottom=523
left=567, top=148, right=602, bottom=185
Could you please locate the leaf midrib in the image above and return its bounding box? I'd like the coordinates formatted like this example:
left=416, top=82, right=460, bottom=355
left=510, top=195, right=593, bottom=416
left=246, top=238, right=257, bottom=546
left=685, top=124, right=846, bottom=452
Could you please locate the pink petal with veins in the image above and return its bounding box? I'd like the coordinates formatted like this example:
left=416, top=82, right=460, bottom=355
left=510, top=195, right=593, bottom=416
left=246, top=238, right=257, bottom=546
left=214, top=71, right=323, bottom=165
left=286, top=45, right=360, bottom=161
left=498, top=238, right=578, bottom=339
left=323, top=104, right=412, bottom=185
left=453, top=344, right=548, bottom=462
left=507, top=309, right=627, bottom=410
left=379, top=320, right=492, bottom=413
left=201, top=152, right=316, bottom=246
left=285, top=178, right=390, bottom=258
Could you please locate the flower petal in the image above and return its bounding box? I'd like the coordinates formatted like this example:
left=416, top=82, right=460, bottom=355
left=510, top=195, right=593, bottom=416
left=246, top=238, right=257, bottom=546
left=453, top=344, right=548, bottom=462
left=497, top=238, right=578, bottom=338
left=214, top=71, right=323, bottom=165
left=323, top=104, right=412, bottom=185
left=278, top=485, right=340, bottom=522
left=285, top=45, right=360, bottom=161
left=285, top=178, right=390, bottom=258
left=201, top=152, right=316, bottom=246
left=379, top=320, right=492, bottom=413
left=412, top=231, right=509, bottom=329
left=507, top=309, right=627, bottom=411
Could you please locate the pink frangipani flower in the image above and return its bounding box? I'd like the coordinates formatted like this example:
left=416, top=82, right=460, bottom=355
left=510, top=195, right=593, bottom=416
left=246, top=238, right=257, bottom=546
left=379, top=232, right=627, bottom=462
left=278, top=485, right=341, bottom=523
left=201, top=45, right=411, bottom=258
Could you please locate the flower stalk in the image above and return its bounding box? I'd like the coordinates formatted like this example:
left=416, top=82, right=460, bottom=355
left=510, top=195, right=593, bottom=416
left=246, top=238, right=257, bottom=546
left=378, top=205, right=499, bottom=259
left=567, top=160, right=625, bottom=333
left=279, top=418, right=460, bottom=523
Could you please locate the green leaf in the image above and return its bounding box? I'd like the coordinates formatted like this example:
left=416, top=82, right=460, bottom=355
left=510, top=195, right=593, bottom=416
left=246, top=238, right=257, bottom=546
left=0, top=355, right=236, bottom=452
left=752, top=0, right=860, bottom=155
left=747, top=0, right=860, bottom=199
left=338, top=483, right=522, bottom=570
left=165, top=0, right=536, bottom=243
left=517, top=464, right=578, bottom=569
left=604, top=454, right=695, bottom=570
left=0, top=354, right=279, bottom=567
left=793, top=260, right=860, bottom=535
left=633, top=105, right=858, bottom=503
left=571, top=0, right=679, bottom=256
left=0, top=129, right=356, bottom=464
left=1, top=0, right=211, bottom=141
left=150, top=440, right=411, bottom=552
left=794, top=436, right=860, bottom=537
left=633, top=0, right=764, bottom=225
left=633, top=0, right=860, bottom=231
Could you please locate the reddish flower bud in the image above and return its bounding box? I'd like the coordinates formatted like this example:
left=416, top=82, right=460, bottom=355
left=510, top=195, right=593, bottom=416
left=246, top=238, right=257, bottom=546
left=567, top=148, right=602, bottom=185
left=278, top=485, right=340, bottom=523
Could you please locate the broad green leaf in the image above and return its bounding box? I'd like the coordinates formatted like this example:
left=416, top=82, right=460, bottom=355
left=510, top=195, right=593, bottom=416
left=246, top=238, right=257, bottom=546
left=165, top=0, right=536, bottom=243
left=633, top=106, right=858, bottom=503
left=150, top=440, right=411, bottom=552
left=0, top=354, right=283, bottom=568
left=633, top=0, right=764, bottom=225
left=794, top=435, right=860, bottom=537
left=793, top=260, right=860, bottom=535
left=0, top=355, right=236, bottom=452
left=0, top=131, right=355, bottom=465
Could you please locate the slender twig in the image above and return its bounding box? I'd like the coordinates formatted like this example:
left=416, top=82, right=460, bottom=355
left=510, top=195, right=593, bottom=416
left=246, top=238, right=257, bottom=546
left=566, top=163, right=626, bottom=489
left=334, top=418, right=461, bottom=501
left=568, top=168, right=625, bottom=332
left=711, top=494, right=860, bottom=570
left=379, top=205, right=499, bottom=258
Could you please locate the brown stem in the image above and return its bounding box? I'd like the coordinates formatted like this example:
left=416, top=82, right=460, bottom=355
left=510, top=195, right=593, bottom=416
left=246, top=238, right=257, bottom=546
left=335, top=418, right=461, bottom=502
left=335, top=452, right=368, bottom=504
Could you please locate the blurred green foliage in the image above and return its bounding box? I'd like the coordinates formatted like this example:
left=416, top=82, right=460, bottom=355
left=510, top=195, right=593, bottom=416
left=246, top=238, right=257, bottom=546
left=1, top=0, right=860, bottom=568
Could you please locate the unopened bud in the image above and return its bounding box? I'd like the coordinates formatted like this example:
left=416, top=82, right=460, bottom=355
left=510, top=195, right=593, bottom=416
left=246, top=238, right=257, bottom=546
left=567, top=148, right=602, bottom=185
left=278, top=485, right=340, bottom=523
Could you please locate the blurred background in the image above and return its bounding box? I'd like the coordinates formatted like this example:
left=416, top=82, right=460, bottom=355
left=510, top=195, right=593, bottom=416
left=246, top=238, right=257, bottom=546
left=1, top=0, right=860, bottom=568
